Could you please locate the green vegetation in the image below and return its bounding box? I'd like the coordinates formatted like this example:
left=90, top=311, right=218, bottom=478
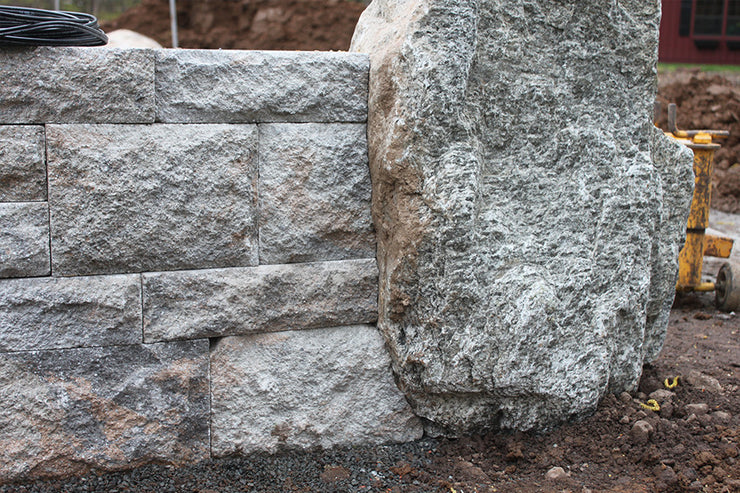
left=659, top=62, right=740, bottom=73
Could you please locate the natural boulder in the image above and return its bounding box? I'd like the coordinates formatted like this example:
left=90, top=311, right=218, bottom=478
left=351, top=0, right=693, bottom=434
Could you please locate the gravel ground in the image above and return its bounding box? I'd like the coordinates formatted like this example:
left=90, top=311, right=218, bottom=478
left=0, top=439, right=442, bottom=493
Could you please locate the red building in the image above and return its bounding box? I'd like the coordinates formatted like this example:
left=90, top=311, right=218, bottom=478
left=660, top=0, right=740, bottom=64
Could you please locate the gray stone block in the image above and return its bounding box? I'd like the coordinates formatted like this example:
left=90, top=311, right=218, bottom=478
left=351, top=0, right=693, bottom=434
left=259, top=123, right=375, bottom=264
left=0, top=274, right=142, bottom=352
left=0, top=126, right=47, bottom=202
left=143, top=259, right=378, bottom=342
left=0, top=340, right=209, bottom=482
left=156, top=50, right=369, bottom=123
left=47, top=124, right=259, bottom=276
left=0, top=47, right=154, bottom=124
left=0, top=202, right=50, bottom=278
left=210, top=325, right=422, bottom=455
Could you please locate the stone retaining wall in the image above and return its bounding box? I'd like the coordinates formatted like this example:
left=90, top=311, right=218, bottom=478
left=0, top=47, right=422, bottom=483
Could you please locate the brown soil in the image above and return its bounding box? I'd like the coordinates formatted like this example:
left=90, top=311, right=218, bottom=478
left=103, top=0, right=366, bottom=51
left=657, top=70, right=740, bottom=213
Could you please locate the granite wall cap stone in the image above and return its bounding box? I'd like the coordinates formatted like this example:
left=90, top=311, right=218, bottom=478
left=0, top=47, right=155, bottom=124
left=210, top=325, right=423, bottom=456
left=259, top=123, right=375, bottom=264
left=47, top=123, right=259, bottom=276
left=0, top=202, right=50, bottom=279
left=142, top=258, right=379, bottom=342
left=0, top=126, right=47, bottom=202
left=0, top=340, right=210, bottom=482
left=155, top=50, right=369, bottom=123
left=0, top=273, right=142, bottom=352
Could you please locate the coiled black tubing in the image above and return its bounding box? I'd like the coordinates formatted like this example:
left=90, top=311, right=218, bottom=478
left=0, top=5, right=107, bottom=46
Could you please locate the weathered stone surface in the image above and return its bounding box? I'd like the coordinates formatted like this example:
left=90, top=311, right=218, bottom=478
left=0, top=202, right=49, bottom=278
left=47, top=124, right=258, bottom=276
left=0, top=126, right=46, bottom=202
left=156, top=50, right=369, bottom=123
left=259, top=123, right=375, bottom=264
left=210, top=325, right=422, bottom=455
left=0, top=340, right=209, bottom=482
left=351, top=0, right=693, bottom=434
left=143, top=259, right=378, bottom=342
left=0, top=274, right=141, bottom=352
left=0, top=47, right=154, bottom=124
left=643, top=128, right=694, bottom=361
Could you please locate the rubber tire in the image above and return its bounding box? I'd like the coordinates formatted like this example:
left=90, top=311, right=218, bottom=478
left=715, top=261, right=740, bottom=312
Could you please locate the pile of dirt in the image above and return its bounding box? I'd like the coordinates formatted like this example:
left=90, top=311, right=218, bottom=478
left=657, top=70, right=740, bottom=213
left=103, top=0, right=366, bottom=51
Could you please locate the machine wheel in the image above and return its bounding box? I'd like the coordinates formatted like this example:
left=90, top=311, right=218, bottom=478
left=715, top=262, right=740, bottom=312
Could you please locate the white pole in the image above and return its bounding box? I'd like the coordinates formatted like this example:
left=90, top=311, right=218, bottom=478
left=169, top=0, right=178, bottom=48
left=53, top=0, right=60, bottom=10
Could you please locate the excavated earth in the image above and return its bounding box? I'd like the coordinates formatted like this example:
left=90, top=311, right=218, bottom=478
left=1, top=1, right=735, bottom=492
left=657, top=69, right=740, bottom=213
left=103, top=0, right=367, bottom=51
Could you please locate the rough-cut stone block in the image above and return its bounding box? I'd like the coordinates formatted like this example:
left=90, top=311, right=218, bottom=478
left=0, top=274, right=141, bottom=352
left=351, top=0, right=694, bottom=434
left=47, top=124, right=258, bottom=276
left=0, top=126, right=46, bottom=202
left=0, top=47, right=154, bottom=124
left=143, top=259, right=378, bottom=342
left=0, top=202, right=49, bottom=278
left=259, top=123, right=375, bottom=264
left=211, top=325, right=422, bottom=455
left=0, top=340, right=209, bottom=482
left=156, top=50, right=369, bottom=123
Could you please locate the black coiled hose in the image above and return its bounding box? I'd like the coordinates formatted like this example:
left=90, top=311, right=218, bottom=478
left=0, top=5, right=107, bottom=46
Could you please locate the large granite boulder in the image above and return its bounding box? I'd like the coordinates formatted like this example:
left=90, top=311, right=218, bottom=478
left=351, top=0, right=694, bottom=435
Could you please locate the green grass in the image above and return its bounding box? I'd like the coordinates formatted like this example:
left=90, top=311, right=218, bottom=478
left=659, top=62, right=740, bottom=73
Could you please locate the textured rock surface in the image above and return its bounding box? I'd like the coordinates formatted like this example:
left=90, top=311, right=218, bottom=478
left=210, top=325, right=422, bottom=455
left=0, top=340, right=209, bottom=482
left=0, top=47, right=154, bottom=124
left=0, top=202, right=50, bottom=279
left=0, top=126, right=46, bottom=202
left=0, top=274, right=141, bottom=352
left=351, top=0, right=693, bottom=434
left=259, top=123, right=375, bottom=264
left=47, top=124, right=258, bottom=276
left=156, top=50, right=369, bottom=123
left=643, top=128, right=695, bottom=361
left=143, top=259, right=378, bottom=342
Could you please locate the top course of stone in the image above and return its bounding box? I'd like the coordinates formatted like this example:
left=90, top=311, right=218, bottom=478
left=0, top=47, right=369, bottom=124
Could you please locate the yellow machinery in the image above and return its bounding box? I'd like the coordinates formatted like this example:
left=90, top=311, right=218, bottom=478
left=661, top=103, right=740, bottom=311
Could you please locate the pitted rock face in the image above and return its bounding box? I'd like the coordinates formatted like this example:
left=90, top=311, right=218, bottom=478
left=351, top=0, right=693, bottom=435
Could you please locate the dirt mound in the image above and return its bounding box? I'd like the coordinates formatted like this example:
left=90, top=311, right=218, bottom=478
left=657, top=71, right=740, bottom=213
left=103, top=0, right=366, bottom=51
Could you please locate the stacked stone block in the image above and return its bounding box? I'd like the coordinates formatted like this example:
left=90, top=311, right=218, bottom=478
left=0, top=47, right=421, bottom=483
